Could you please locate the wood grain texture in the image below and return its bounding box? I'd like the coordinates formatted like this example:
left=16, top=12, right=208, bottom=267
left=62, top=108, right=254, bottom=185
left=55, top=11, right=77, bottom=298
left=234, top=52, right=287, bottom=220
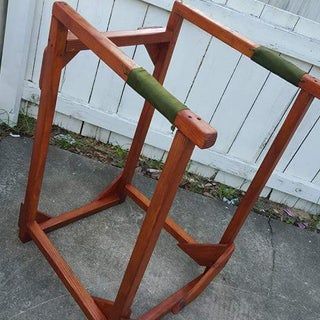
left=66, top=28, right=172, bottom=52
left=173, top=1, right=258, bottom=57
left=19, top=15, right=69, bottom=242
left=174, top=109, right=217, bottom=149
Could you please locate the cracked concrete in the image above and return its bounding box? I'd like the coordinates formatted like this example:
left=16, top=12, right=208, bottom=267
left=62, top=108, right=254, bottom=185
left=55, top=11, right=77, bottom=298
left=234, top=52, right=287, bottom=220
left=267, top=218, right=275, bottom=295
left=0, top=137, right=319, bottom=320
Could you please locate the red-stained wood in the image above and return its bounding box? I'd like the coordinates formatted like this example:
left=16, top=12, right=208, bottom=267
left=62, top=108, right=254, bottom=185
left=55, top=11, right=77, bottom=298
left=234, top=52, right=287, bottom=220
left=173, top=1, right=257, bottom=57
left=66, top=28, right=172, bottom=52
left=117, top=8, right=184, bottom=200
left=112, top=131, right=195, bottom=318
left=53, top=2, right=137, bottom=81
left=299, top=74, right=320, bottom=100
left=92, top=296, right=114, bottom=318
left=55, top=2, right=216, bottom=151
left=28, top=222, right=107, bottom=320
left=144, top=43, right=162, bottom=65
left=178, top=243, right=231, bottom=266
left=220, top=90, right=314, bottom=244
left=125, top=183, right=196, bottom=244
left=18, top=16, right=69, bottom=242
left=18, top=203, right=51, bottom=242
left=138, top=275, right=203, bottom=320
left=35, top=211, right=51, bottom=223
left=39, top=193, right=121, bottom=233
left=172, top=243, right=235, bottom=313
left=174, top=109, right=217, bottom=149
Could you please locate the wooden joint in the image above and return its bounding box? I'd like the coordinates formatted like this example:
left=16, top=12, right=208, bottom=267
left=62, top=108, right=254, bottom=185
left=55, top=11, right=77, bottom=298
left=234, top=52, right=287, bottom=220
left=39, top=47, right=77, bottom=89
left=92, top=296, right=114, bottom=318
left=174, top=109, right=217, bottom=149
left=35, top=211, right=51, bottom=223
left=145, top=43, right=163, bottom=65
left=299, top=74, right=320, bottom=100
left=18, top=203, right=51, bottom=243
left=178, top=243, right=233, bottom=267
left=173, top=243, right=235, bottom=312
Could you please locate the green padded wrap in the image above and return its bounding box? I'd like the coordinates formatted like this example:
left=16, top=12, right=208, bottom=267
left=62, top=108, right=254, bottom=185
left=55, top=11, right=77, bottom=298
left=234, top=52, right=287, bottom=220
left=127, top=67, right=188, bottom=123
left=251, top=46, right=306, bottom=86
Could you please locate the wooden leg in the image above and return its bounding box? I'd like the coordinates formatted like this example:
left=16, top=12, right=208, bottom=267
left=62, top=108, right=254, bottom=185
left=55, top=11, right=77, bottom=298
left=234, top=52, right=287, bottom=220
left=220, top=90, right=314, bottom=244
left=117, top=11, right=183, bottom=199
left=112, top=131, right=195, bottom=319
left=19, top=17, right=68, bottom=242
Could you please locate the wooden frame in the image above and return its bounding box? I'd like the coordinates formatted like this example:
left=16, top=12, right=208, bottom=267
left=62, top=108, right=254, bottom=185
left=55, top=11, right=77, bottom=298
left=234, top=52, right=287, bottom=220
left=18, top=1, right=319, bottom=319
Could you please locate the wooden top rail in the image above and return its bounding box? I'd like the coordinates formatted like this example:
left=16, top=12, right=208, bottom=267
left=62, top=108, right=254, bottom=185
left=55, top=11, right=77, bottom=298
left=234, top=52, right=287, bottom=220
left=173, top=1, right=257, bottom=57
left=53, top=1, right=217, bottom=149
left=173, top=1, right=320, bottom=99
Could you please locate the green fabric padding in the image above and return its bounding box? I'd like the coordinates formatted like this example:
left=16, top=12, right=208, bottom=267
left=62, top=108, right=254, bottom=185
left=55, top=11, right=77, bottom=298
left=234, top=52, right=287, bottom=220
left=251, top=46, right=306, bottom=86
left=127, top=67, right=188, bottom=123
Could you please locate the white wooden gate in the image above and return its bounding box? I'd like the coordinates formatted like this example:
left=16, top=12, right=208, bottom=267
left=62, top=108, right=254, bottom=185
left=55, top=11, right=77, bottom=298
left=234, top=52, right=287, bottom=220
left=0, top=0, right=35, bottom=126
left=3, top=0, right=320, bottom=213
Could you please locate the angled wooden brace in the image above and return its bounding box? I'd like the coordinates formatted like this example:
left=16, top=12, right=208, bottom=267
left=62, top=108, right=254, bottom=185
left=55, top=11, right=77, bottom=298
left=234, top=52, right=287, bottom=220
left=18, top=1, right=320, bottom=320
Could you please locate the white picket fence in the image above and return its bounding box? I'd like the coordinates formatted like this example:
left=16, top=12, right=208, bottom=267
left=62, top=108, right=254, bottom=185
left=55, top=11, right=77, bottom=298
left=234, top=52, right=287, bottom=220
left=2, top=0, right=320, bottom=214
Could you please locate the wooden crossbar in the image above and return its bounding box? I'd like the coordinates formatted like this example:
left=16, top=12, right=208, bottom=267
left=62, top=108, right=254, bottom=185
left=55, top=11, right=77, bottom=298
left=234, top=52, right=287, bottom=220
left=17, top=1, right=320, bottom=319
left=125, top=183, right=196, bottom=244
left=66, top=28, right=172, bottom=52
left=38, top=194, right=121, bottom=233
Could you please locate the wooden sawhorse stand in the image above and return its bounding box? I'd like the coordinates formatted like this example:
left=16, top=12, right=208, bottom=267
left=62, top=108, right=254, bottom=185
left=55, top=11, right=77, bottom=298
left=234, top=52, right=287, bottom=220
left=19, top=1, right=320, bottom=319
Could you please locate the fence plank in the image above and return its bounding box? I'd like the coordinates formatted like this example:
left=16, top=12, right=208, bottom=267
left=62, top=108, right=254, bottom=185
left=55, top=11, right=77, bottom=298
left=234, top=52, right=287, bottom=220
left=0, top=0, right=36, bottom=125
left=229, top=57, right=310, bottom=163
left=60, top=0, right=114, bottom=102
left=185, top=38, right=241, bottom=122
left=89, top=0, right=149, bottom=113
left=25, top=0, right=44, bottom=81
left=118, top=15, right=211, bottom=132
left=209, top=56, right=269, bottom=153
left=32, top=0, right=78, bottom=85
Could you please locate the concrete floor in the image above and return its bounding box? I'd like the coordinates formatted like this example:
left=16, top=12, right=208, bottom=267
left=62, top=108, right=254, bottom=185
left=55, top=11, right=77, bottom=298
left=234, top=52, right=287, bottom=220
left=0, top=136, right=319, bottom=320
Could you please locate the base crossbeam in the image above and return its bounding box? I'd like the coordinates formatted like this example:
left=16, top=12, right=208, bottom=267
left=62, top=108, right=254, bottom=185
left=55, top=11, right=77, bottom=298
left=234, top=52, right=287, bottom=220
left=38, top=194, right=121, bottom=233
